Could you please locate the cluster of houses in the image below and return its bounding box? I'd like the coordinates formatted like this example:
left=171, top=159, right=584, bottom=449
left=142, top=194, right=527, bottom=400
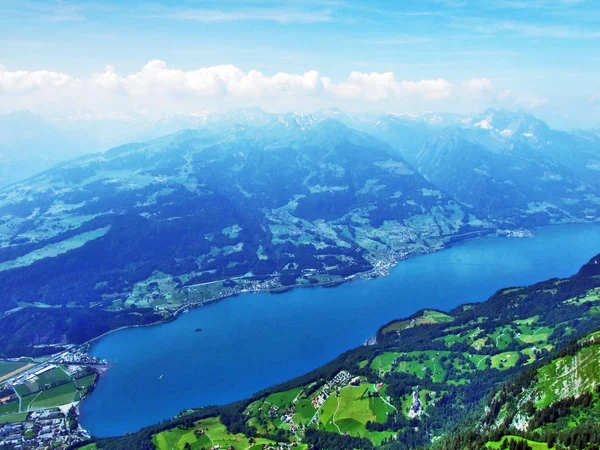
left=279, top=410, right=297, bottom=431
left=309, top=371, right=365, bottom=415
left=331, top=370, right=351, bottom=385
left=497, top=229, right=535, bottom=239
left=267, top=405, right=280, bottom=417
left=207, top=444, right=300, bottom=450
left=262, top=443, right=303, bottom=450
left=261, top=403, right=301, bottom=435
left=0, top=409, right=89, bottom=449
left=57, top=351, right=106, bottom=366
left=0, top=422, right=24, bottom=446
left=264, top=210, right=306, bottom=239
left=183, top=276, right=285, bottom=309
left=280, top=413, right=300, bottom=435
left=310, top=386, right=330, bottom=410
left=310, top=371, right=363, bottom=411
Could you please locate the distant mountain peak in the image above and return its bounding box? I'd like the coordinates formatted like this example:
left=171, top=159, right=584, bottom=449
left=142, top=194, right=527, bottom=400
left=4, top=109, right=40, bottom=120
left=472, top=108, right=550, bottom=136
left=383, top=111, right=451, bottom=126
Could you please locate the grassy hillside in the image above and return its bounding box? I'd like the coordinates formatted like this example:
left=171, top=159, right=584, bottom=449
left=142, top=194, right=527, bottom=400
left=440, top=332, right=600, bottom=449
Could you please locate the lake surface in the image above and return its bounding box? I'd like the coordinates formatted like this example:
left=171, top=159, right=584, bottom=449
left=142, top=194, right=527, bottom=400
left=80, top=223, right=600, bottom=437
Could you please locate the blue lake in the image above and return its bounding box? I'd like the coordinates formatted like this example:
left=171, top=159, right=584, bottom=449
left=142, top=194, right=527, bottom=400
left=80, top=223, right=600, bottom=436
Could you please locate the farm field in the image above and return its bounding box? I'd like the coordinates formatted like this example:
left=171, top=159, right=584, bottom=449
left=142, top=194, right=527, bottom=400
left=0, top=362, right=35, bottom=383
left=0, top=365, right=97, bottom=426
left=395, top=351, right=450, bottom=383
left=370, top=352, right=400, bottom=375
left=365, top=306, right=563, bottom=389
left=381, top=310, right=454, bottom=335
left=0, top=361, right=30, bottom=379
left=0, top=412, right=28, bottom=425
left=315, top=385, right=394, bottom=446
left=293, top=397, right=315, bottom=422
left=14, top=366, right=71, bottom=397
left=320, top=386, right=393, bottom=431
left=75, top=375, right=97, bottom=393
left=26, top=382, right=78, bottom=410
left=490, top=351, right=519, bottom=370
left=264, top=387, right=302, bottom=408
left=0, top=402, right=18, bottom=416
left=152, top=416, right=288, bottom=450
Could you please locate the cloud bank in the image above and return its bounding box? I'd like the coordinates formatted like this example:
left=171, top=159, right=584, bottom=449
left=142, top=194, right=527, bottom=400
left=0, top=60, right=550, bottom=116
left=0, top=65, right=79, bottom=92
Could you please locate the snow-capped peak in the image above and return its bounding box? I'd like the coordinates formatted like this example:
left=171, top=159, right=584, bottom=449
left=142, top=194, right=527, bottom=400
left=474, top=119, right=493, bottom=130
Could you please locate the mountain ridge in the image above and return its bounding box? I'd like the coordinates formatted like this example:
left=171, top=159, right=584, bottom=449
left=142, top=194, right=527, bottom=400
left=0, top=109, right=598, bottom=356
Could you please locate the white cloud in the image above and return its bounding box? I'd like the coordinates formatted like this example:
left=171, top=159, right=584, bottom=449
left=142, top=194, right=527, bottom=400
left=400, top=79, right=454, bottom=100
left=92, top=65, right=120, bottom=91
left=329, top=72, right=453, bottom=101
left=93, top=61, right=326, bottom=99
left=0, top=61, right=549, bottom=116
left=461, top=78, right=494, bottom=96
left=331, top=71, right=399, bottom=101
left=497, top=89, right=549, bottom=108
left=0, top=65, right=79, bottom=93
left=590, top=93, right=600, bottom=103
left=91, top=62, right=453, bottom=103
left=514, top=93, right=549, bottom=108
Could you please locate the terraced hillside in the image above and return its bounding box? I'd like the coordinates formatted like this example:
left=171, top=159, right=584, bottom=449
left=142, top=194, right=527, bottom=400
left=81, top=253, right=600, bottom=450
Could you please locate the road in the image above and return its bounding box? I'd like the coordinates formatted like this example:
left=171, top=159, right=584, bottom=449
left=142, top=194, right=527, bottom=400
left=14, top=388, right=22, bottom=413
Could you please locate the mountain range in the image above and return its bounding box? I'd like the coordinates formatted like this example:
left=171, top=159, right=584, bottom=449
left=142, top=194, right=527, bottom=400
left=367, top=109, right=600, bottom=225
left=0, top=108, right=599, bottom=355
left=0, top=115, right=477, bottom=355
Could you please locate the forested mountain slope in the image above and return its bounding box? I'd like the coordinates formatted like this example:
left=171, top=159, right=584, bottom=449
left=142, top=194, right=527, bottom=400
left=2, top=109, right=599, bottom=358
left=0, top=116, right=479, bottom=356
left=369, top=110, right=600, bottom=226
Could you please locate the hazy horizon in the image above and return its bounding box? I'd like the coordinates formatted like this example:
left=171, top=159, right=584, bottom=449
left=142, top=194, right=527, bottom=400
left=1, top=0, right=599, bottom=129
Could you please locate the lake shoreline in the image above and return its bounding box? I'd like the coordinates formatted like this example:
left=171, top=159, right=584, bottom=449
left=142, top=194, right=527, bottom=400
left=81, top=228, right=497, bottom=348
left=78, top=220, right=600, bottom=356
left=81, top=221, right=589, bottom=352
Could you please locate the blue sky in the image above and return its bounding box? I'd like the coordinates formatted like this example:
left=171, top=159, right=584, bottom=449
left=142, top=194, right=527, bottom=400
left=0, top=0, right=599, bottom=128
